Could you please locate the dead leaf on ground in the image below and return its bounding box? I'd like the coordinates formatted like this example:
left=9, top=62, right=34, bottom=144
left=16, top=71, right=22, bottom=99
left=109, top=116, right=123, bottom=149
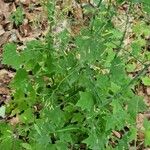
left=9, top=115, right=20, bottom=126
left=0, top=87, right=10, bottom=95
left=0, top=0, right=12, bottom=21
left=0, top=25, right=5, bottom=36
left=0, top=31, right=11, bottom=47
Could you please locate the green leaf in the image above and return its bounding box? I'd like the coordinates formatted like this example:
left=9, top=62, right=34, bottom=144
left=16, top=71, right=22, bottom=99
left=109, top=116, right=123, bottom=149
left=21, top=143, right=32, bottom=150
left=19, top=108, right=34, bottom=123
left=71, top=113, right=84, bottom=123
left=110, top=82, right=121, bottom=93
left=131, top=41, right=142, bottom=56
left=142, top=76, right=150, bottom=86
left=2, top=43, right=21, bottom=69
left=10, top=6, right=24, bottom=26
left=143, top=0, right=150, bottom=14
left=133, top=22, right=150, bottom=36
left=144, top=119, right=150, bottom=146
left=55, top=141, right=68, bottom=150
left=111, top=100, right=127, bottom=130
left=110, top=57, right=129, bottom=86
left=126, top=63, right=136, bottom=72
left=0, top=106, right=6, bottom=118
left=127, top=95, right=147, bottom=124
left=83, top=133, right=105, bottom=150
left=76, top=91, right=94, bottom=111
left=11, top=68, right=29, bottom=91
left=46, top=107, right=66, bottom=127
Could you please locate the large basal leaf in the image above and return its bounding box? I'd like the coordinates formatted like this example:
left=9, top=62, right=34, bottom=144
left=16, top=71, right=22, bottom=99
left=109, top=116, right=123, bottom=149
left=76, top=91, right=94, bottom=111
left=2, top=43, right=22, bottom=69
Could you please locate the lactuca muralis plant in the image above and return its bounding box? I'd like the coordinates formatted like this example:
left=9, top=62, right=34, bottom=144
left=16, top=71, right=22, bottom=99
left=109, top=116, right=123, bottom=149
left=0, top=0, right=150, bottom=149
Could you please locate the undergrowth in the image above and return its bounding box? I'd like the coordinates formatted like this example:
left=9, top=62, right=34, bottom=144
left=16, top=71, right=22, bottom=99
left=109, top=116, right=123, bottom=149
left=0, top=0, right=150, bottom=150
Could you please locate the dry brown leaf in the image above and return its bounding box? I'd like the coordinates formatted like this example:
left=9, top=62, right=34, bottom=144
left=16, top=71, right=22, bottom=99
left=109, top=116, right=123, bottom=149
left=25, top=12, right=35, bottom=21
left=0, top=25, right=5, bottom=36
left=0, top=69, right=10, bottom=80
left=3, top=21, right=13, bottom=31
left=137, top=113, right=145, bottom=130
left=0, top=31, right=11, bottom=47
left=71, top=23, right=83, bottom=35
left=138, top=131, right=144, bottom=141
left=112, top=130, right=121, bottom=139
left=0, top=11, right=5, bottom=22
left=9, top=116, right=20, bottom=126
left=19, top=21, right=32, bottom=37
left=72, top=1, right=83, bottom=21
left=146, top=87, right=150, bottom=96
left=20, top=0, right=30, bottom=6
left=0, top=87, right=10, bottom=95
left=80, top=0, right=89, bottom=4
left=0, top=0, right=11, bottom=20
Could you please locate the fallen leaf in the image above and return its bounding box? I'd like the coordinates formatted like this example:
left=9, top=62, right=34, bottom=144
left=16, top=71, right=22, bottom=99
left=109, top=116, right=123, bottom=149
left=112, top=130, right=121, bottom=139
left=0, top=31, right=11, bottom=47
left=147, top=87, right=150, bottom=96
left=9, top=116, right=20, bottom=125
left=0, top=87, right=10, bottom=95
left=19, top=21, right=32, bottom=37
left=0, top=25, right=5, bottom=36
left=20, top=0, right=30, bottom=6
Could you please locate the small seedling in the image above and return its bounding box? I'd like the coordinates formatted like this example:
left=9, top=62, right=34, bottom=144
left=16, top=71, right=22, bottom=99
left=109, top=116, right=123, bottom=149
left=10, top=6, right=24, bottom=26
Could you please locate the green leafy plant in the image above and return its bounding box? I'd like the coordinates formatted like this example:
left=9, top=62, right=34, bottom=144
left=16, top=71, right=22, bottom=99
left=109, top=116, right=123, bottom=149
left=10, top=6, right=24, bottom=26
left=1, top=1, right=150, bottom=149
left=142, top=76, right=150, bottom=86
left=144, top=119, right=150, bottom=146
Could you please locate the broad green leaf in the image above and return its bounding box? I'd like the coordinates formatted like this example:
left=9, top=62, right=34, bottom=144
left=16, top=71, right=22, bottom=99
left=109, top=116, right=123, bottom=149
left=143, top=0, right=150, bottom=14
left=2, top=43, right=21, bottom=69
left=46, top=107, right=66, bottom=127
left=110, top=82, right=121, bottom=93
left=127, top=95, right=147, bottom=124
left=96, top=74, right=110, bottom=88
left=71, top=113, right=84, bottom=123
left=133, top=22, right=150, bottom=36
left=144, top=51, right=150, bottom=61
left=110, top=29, right=122, bottom=39
left=21, top=143, right=32, bottom=150
left=19, top=108, right=34, bottom=123
left=11, top=68, right=29, bottom=91
left=110, top=57, right=129, bottom=86
left=96, top=74, right=110, bottom=98
left=55, top=141, right=68, bottom=150
left=142, top=76, right=150, bottom=86
left=126, top=63, right=136, bottom=72
left=111, top=99, right=127, bottom=130
left=34, top=124, right=42, bottom=135
left=76, top=91, right=94, bottom=111
left=83, top=133, right=105, bottom=150
left=58, top=132, right=72, bottom=143
left=144, top=119, right=150, bottom=146
left=105, top=48, right=115, bottom=67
